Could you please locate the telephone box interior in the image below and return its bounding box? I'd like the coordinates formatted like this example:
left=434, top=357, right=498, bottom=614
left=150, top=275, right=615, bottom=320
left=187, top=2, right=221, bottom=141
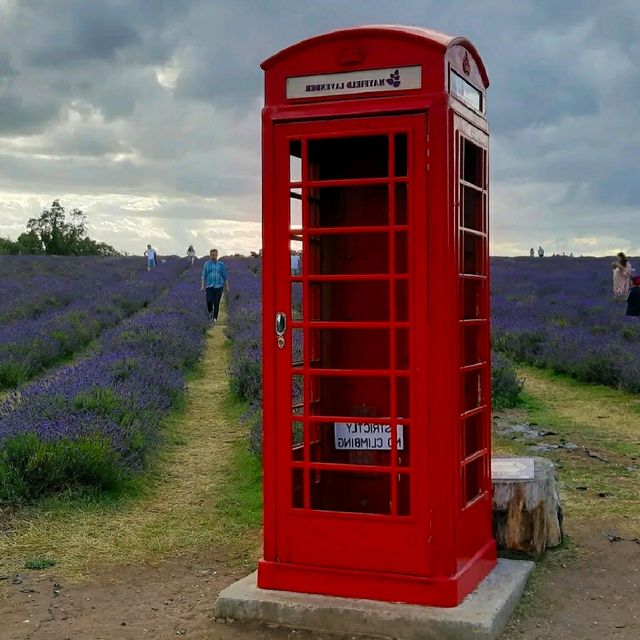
left=260, top=26, right=494, bottom=607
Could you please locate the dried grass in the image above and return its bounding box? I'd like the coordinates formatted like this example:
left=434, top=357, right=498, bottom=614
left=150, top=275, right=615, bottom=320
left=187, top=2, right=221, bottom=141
left=493, top=366, right=640, bottom=531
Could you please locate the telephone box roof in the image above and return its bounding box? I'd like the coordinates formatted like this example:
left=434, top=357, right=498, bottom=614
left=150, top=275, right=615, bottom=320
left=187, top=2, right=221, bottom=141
left=261, top=24, right=489, bottom=88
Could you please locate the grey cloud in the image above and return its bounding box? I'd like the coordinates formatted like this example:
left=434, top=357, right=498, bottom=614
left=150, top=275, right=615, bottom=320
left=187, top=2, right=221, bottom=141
left=0, top=94, right=60, bottom=135
left=0, top=50, right=15, bottom=78
left=24, top=3, right=141, bottom=67
left=46, top=128, right=131, bottom=158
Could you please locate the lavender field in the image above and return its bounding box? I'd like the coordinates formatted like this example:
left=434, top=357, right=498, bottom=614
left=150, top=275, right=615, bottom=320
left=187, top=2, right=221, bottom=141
left=225, top=255, right=640, bottom=456
left=2, top=254, right=637, bottom=502
left=0, top=256, right=209, bottom=501
left=492, top=256, right=640, bottom=393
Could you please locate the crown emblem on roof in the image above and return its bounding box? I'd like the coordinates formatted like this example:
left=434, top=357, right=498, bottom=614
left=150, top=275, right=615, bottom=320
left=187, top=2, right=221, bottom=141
left=462, top=52, right=471, bottom=76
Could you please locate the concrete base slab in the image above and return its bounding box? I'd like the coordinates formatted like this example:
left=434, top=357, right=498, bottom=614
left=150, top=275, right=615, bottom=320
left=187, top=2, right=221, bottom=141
left=214, top=559, right=535, bottom=640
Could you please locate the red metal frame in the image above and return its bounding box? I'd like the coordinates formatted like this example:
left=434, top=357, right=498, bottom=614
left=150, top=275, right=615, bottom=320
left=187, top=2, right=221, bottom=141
left=260, top=26, right=494, bottom=607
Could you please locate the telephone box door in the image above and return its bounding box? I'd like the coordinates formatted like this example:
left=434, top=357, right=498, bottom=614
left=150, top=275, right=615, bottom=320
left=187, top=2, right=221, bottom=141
left=270, top=114, right=430, bottom=575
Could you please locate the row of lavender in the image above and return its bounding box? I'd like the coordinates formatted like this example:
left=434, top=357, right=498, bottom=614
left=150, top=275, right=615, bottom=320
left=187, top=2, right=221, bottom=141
left=223, top=258, right=522, bottom=457
left=0, top=261, right=209, bottom=501
left=491, top=256, right=640, bottom=393
left=0, top=255, right=150, bottom=324
left=0, top=256, right=185, bottom=389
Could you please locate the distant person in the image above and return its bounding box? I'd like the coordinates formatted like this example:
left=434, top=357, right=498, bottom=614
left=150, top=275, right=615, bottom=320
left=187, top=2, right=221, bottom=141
left=144, top=244, right=157, bottom=271
left=626, top=276, right=640, bottom=317
left=187, top=245, right=196, bottom=266
left=291, top=252, right=301, bottom=275
left=529, top=248, right=535, bottom=257
left=612, top=252, right=632, bottom=299
left=538, top=246, right=544, bottom=258
left=201, top=248, right=229, bottom=325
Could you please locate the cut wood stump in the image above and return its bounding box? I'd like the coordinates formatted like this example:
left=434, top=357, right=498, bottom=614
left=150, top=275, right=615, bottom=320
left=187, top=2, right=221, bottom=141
left=492, top=456, right=563, bottom=557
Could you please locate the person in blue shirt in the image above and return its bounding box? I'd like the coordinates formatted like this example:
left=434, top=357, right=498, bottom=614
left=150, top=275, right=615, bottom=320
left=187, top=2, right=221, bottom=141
left=201, top=248, right=229, bottom=325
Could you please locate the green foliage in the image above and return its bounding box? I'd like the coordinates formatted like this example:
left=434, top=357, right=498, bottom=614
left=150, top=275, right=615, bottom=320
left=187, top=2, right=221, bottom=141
left=17, top=230, right=44, bottom=254
left=74, top=387, right=122, bottom=415
left=24, top=558, right=56, bottom=570
left=491, top=352, right=525, bottom=410
left=0, top=433, right=124, bottom=503
left=0, top=361, right=32, bottom=388
left=21, top=199, right=119, bottom=256
left=0, top=237, right=21, bottom=254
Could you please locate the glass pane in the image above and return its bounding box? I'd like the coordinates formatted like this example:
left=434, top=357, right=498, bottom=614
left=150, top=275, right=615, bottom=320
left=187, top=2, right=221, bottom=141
left=394, top=134, right=407, bottom=177
left=292, top=468, right=304, bottom=508
left=308, top=136, right=388, bottom=180
left=310, top=470, right=391, bottom=514
left=462, top=185, right=482, bottom=232
left=292, top=420, right=304, bottom=461
left=309, top=185, right=389, bottom=228
left=461, top=278, right=484, bottom=319
left=308, top=232, right=389, bottom=275
left=464, top=456, right=485, bottom=505
left=396, top=329, right=409, bottom=370
left=395, top=183, right=408, bottom=225
left=290, top=236, right=303, bottom=276
left=395, top=231, right=408, bottom=273
left=463, top=413, right=484, bottom=459
left=308, top=281, right=390, bottom=322
left=290, top=140, right=302, bottom=182
left=396, top=377, right=411, bottom=418
left=307, top=374, right=390, bottom=418
left=292, top=374, right=304, bottom=413
left=290, top=189, right=302, bottom=228
left=398, top=474, right=411, bottom=516
left=291, top=282, right=303, bottom=320
left=462, top=138, right=483, bottom=186
left=461, top=324, right=484, bottom=367
left=292, top=328, right=303, bottom=367
left=451, top=71, right=483, bottom=112
left=461, top=232, right=484, bottom=275
left=396, top=279, right=409, bottom=321
left=462, top=369, right=483, bottom=412
left=307, top=328, right=390, bottom=370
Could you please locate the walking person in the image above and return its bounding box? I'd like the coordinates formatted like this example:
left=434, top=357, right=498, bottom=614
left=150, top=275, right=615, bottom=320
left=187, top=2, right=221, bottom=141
left=187, top=245, right=196, bottom=266
left=626, top=276, right=640, bottom=317
left=537, top=245, right=544, bottom=258
left=290, top=251, right=301, bottom=275
left=612, top=252, right=633, bottom=299
left=144, top=244, right=157, bottom=271
left=201, top=249, right=229, bottom=325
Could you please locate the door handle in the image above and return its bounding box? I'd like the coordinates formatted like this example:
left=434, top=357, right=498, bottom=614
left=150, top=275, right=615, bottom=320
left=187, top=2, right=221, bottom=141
left=275, top=312, right=286, bottom=349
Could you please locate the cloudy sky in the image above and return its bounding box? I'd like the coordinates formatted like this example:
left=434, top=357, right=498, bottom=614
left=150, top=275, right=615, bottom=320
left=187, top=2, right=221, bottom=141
left=0, top=0, right=638, bottom=257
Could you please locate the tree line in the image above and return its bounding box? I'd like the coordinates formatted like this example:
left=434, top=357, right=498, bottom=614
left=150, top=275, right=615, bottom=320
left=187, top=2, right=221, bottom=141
left=0, top=200, right=118, bottom=256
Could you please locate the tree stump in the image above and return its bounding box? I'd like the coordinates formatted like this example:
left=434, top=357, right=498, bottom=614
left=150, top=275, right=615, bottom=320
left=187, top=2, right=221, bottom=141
left=492, top=456, right=563, bottom=557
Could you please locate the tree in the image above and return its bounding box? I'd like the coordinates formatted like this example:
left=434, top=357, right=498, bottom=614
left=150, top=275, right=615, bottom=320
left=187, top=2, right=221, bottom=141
left=24, top=200, right=117, bottom=256
left=0, top=237, right=20, bottom=255
left=17, top=230, right=44, bottom=254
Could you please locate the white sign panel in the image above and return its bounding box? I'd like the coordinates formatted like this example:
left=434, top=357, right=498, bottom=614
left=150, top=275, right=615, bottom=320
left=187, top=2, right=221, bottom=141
left=334, top=422, right=405, bottom=451
left=491, top=457, right=535, bottom=481
left=286, top=66, right=422, bottom=100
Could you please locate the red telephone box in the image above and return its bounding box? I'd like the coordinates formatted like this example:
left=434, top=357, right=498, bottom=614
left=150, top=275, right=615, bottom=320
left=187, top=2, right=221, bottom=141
left=259, top=25, right=494, bottom=607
